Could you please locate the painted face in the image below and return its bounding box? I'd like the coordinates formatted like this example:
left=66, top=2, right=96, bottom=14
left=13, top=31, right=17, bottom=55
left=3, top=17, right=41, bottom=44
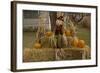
left=56, top=19, right=63, bottom=26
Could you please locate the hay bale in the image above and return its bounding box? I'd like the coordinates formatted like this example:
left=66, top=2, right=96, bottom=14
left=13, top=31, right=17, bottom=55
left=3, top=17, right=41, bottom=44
left=23, top=48, right=33, bottom=62
left=31, top=48, right=55, bottom=61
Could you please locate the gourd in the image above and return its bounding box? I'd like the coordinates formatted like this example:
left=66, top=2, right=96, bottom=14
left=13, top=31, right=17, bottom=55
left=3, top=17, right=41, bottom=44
left=65, top=30, right=71, bottom=36
left=45, top=31, right=53, bottom=37
left=34, top=43, right=41, bottom=49
left=77, top=40, right=85, bottom=48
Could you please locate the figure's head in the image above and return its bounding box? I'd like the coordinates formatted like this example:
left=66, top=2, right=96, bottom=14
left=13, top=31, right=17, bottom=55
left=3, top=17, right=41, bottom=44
left=57, top=12, right=64, bottom=21
left=57, top=16, right=64, bottom=21
left=56, top=12, right=64, bottom=26
left=56, top=19, right=64, bottom=26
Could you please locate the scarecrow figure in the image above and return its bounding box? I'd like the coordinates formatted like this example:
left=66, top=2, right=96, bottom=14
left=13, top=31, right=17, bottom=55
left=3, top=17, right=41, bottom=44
left=55, top=12, right=67, bottom=60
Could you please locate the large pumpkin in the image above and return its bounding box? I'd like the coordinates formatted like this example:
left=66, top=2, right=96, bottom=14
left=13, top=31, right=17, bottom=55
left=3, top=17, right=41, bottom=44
left=77, top=40, right=85, bottom=48
left=65, top=30, right=71, bottom=36
left=72, top=37, right=79, bottom=47
left=34, top=43, right=41, bottom=49
left=45, top=31, right=53, bottom=37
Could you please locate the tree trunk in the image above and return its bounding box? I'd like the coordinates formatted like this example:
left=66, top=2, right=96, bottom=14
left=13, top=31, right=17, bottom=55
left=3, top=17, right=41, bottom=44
left=49, top=12, right=57, bottom=31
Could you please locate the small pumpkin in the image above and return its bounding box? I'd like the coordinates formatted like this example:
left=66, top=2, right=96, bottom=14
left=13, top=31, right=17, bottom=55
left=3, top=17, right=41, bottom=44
left=65, top=30, right=71, bottom=36
left=45, top=31, right=53, bottom=37
left=72, top=37, right=79, bottom=47
left=34, top=43, right=41, bottom=49
left=77, top=40, right=85, bottom=48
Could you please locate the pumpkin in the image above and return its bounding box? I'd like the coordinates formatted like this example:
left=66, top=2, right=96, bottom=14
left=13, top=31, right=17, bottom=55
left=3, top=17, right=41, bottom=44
left=65, top=30, right=71, bottom=36
left=77, top=40, right=85, bottom=48
left=45, top=31, right=53, bottom=37
left=72, top=37, right=79, bottom=47
left=34, top=43, right=41, bottom=49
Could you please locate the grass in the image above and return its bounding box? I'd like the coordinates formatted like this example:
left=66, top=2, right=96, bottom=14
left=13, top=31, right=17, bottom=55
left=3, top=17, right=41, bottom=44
left=23, top=31, right=36, bottom=49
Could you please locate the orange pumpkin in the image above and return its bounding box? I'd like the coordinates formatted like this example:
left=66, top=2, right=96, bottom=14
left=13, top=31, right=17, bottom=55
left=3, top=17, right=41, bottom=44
left=65, top=30, right=71, bottom=36
left=34, top=43, right=41, bottom=49
left=72, top=37, right=79, bottom=47
left=77, top=40, right=85, bottom=48
left=45, top=31, right=53, bottom=37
